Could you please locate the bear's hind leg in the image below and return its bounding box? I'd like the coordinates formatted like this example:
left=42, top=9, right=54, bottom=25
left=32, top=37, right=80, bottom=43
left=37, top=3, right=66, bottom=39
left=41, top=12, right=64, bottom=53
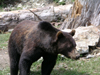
left=9, top=47, right=20, bottom=75
left=41, top=53, right=57, bottom=75
left=19, top=48, right=43, bottom=75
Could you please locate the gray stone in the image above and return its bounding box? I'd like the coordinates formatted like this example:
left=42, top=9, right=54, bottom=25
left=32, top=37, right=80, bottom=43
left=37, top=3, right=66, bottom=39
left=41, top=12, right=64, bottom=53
left=97, top=53, right=100, bottom=56
left=86, top=54, right=95, bottom=59
left=17, top=4, right=23, bottom=8
left=8, top=29, right=14, bottom=32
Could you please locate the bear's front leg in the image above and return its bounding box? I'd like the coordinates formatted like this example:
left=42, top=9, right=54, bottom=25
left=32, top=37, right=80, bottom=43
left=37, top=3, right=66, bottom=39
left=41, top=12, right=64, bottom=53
left=41, top=53, right=57, bottom=75
left=19, top=48, right=43, bottom=75
left=19, top=56, right=32, bottom=75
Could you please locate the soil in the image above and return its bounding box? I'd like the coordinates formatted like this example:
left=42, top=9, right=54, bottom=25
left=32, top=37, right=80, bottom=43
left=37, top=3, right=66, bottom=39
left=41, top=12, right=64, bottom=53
left=0, top=48, right=9, bottom=70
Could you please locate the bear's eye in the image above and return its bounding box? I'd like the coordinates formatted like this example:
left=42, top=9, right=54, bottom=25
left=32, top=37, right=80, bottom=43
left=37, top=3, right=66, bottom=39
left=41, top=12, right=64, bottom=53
left=67, top=44, right=71, bottom=48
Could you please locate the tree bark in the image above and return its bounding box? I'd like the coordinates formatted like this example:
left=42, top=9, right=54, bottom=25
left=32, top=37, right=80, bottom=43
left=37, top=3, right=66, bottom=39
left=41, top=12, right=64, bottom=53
left=61, top=0, right=100, bottom=29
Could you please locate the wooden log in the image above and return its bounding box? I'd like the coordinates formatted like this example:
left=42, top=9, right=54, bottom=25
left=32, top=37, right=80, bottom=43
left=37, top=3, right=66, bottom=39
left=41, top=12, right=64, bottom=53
left=0, top=4, right=72, bottom=32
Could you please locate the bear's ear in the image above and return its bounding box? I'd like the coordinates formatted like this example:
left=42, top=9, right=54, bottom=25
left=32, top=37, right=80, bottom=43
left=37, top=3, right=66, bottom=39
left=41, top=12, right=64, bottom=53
left=54, top=31, right=64, bottom=42
left=56, top=31, right=64, bottom=39
left=69, top=30, right=75, bottom=36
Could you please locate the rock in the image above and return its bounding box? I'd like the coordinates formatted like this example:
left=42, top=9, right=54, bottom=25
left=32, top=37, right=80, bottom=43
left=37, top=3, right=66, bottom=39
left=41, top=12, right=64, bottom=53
left=37, top=57, right=43, bottom=62
left=59, top=0, right=64, bottom=2
left=97, top=53, right=100, bottom=56
left=4, top=7, right=11, bottom=11
left=86, top=54, right=95, bottom=59
left=77, top=47, right=88, bottom=54
left=20, top=0, right=28, bottom=2
left=8, top=29, right=14, bottom=32
left=11, top=7, right=16, bottom=10
left=17, top=3, right=23, bottom=8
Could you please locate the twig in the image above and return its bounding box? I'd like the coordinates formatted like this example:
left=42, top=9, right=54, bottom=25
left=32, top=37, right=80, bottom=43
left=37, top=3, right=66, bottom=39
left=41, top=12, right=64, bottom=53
left=29, top=10, right=42, bottom=21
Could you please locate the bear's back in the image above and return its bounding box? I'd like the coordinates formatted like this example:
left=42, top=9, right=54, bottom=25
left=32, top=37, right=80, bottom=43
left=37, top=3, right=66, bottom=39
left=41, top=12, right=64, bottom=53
left=9, top=20, right=58, bottom=53
left=38, top=21, right=58, bottom=32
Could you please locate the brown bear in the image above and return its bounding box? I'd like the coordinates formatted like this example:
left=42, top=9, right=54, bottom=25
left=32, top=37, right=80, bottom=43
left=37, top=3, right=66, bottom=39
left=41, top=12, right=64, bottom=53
left=8, top=20, right=80, bottom=75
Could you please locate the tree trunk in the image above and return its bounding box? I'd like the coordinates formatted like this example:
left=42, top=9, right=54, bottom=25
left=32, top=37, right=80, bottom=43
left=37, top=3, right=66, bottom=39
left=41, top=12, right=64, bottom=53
left=61, top=0, right=100, bottom=29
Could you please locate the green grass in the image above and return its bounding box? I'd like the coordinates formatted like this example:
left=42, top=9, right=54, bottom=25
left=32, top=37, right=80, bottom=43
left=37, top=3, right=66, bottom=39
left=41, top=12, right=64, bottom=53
left=0, top=67, right=10, bottom=75
left=0, top=6, right=5, bottom=12
left=0, top=33, right=100, bottom=75
left=30, top=56, right=100, bottom=75
left=0, top=56, right=96, bottom=75
left=0, top=33, right=11, bottom=49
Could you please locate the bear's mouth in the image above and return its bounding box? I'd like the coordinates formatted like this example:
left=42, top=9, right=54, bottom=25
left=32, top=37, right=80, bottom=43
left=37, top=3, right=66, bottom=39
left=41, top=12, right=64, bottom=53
left=67, top=51, right=80, bottom=60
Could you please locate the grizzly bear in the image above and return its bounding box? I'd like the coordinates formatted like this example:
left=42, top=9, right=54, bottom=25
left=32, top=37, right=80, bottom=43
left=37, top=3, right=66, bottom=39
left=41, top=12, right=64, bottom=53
left=8, top=20, right=80, bottom=75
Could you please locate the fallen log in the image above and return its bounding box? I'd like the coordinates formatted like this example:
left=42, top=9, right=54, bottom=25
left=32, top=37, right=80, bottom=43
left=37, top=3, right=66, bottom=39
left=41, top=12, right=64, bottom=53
left=0, top=4, right=72, bottom=32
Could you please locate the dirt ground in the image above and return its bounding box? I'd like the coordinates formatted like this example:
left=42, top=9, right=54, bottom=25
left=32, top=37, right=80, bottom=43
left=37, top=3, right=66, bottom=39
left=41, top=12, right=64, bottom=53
left=0, top=48, right=9, bottom=70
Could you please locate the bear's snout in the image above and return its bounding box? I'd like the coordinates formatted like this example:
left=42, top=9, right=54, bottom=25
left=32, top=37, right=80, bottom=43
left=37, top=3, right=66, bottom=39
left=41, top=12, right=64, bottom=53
left=67, top=48, right=80, bottom=60
left=75, top=54, right=80, bottom=60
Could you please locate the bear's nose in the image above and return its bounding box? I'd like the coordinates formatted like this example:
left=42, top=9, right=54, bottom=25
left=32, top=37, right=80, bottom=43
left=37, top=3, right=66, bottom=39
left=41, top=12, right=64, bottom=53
left=75, top=55, right=80, bottom=60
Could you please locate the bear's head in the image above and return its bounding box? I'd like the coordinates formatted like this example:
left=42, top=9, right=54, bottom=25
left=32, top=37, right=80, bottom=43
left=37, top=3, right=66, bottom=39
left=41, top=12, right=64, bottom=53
left=53, top=30, right=80, bottom=60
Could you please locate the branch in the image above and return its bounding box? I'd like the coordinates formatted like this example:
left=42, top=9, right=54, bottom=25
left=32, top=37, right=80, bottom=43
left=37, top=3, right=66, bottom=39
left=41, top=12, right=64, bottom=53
left=29, top=10, right=42, bottom=21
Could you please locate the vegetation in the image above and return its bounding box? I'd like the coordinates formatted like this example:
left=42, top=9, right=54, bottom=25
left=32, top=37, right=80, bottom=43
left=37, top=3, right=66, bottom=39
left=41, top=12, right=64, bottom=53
left=0, top=0, right=19, bottom=11
left=0, top=33, right=100, bottom=75
left=72, top=0, right=75, bottom=2
left=54, top=0, right=66, bottom=5
left=30, top=56, right=100, bottom=75
left=0, top=33, right=10, bottom=49
left=54, top=0, right=75, bottom=5
left=0, top=0, right=17, bottom=5
left=1, top=55, right=100, bottom=75
left=0, top=0, right=7, bottom=11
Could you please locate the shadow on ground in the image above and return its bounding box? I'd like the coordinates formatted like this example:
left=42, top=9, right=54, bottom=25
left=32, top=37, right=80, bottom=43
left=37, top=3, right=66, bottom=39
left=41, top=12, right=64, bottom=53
left=30, top=68, right=90, bottom=75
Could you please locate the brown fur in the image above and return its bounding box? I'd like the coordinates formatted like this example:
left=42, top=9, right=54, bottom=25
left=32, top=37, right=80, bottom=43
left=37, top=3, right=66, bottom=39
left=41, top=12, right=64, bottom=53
left=8, top=20, right=79, bottom=75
